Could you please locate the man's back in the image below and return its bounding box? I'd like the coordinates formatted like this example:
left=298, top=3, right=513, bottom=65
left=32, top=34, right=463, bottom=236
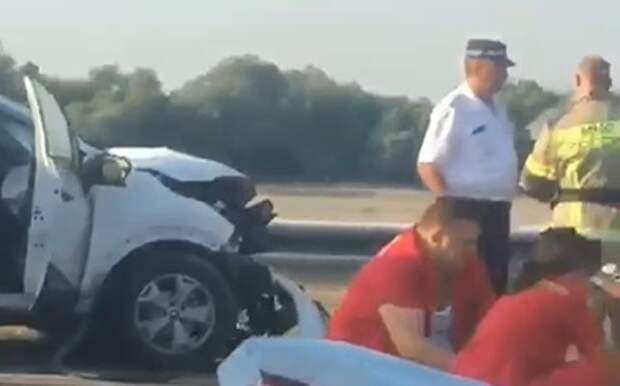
left=553, top=99, right=620, bottom=188
left=452, top=279, right=606, bottom=386
left=521, top=96, right=620, bottom=236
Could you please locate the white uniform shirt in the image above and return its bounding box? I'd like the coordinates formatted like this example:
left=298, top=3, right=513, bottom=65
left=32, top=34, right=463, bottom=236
left=418, top=82, right=518, bottom=201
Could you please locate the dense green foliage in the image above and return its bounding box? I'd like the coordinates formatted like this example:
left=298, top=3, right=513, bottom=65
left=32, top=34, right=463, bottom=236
left=0, top=48, right=561, bottom=183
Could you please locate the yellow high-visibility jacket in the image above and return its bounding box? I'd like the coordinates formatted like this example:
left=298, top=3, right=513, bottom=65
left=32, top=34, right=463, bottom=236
left=520, top=95, right=620, bottom=241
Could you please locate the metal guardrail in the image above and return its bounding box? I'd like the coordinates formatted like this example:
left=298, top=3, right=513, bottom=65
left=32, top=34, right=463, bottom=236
left=267, top=219, right=541, bottom=257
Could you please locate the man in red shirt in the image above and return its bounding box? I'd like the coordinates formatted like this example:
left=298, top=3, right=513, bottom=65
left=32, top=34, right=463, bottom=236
left=452, top=227, right=620, bottom=386
left=326, top=198, right=495, bottom=370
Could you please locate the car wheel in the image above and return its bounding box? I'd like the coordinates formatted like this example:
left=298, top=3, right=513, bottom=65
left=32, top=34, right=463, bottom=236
left=117, top=249, right=238, bottom=369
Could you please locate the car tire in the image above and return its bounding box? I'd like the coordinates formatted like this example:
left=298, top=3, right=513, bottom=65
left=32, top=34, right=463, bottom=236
left=116, top=249, right=239, bottom=370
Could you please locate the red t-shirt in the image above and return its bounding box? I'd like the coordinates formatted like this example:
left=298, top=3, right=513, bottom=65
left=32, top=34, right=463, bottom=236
left=326, top=226, right=495, bottom=356
left=452, top=278, right=611, bottom=386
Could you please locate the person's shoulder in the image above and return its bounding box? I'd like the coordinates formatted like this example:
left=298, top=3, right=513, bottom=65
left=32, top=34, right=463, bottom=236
left=537, top=279, right=571, bottom=296
left=531, top=277, right=588, bottom=305
left=357, top=249, right=423, bottom=288
left=374, top=229, right=425, bottom=267
left=431, top=85, right=472, bottom=118
left=526, top=101, right=570, bottom=139
left=536, top=106, right=566, bottom=127
left=556, top=277, right=590, bottom=298
left=377, top=228, right=417, bottom=257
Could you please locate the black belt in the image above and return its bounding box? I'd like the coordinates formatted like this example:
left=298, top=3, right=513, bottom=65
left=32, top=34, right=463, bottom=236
left=556, top=188, right=620, bottom=204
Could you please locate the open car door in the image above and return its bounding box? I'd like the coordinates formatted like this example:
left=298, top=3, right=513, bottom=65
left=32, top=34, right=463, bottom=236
left=22, top=77, right=74, bottom=301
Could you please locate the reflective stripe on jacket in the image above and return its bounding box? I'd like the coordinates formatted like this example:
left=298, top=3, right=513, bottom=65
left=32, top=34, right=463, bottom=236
left=520, top=96, right=620, bottom=239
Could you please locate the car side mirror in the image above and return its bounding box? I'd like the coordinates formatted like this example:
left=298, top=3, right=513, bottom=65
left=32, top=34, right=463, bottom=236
left=81, top=154, right=132, bottom=188
left=101, top=156, right=131, bottom=186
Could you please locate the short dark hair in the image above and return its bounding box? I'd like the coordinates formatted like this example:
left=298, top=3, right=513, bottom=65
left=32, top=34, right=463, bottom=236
left=419, top=197, right=480, bottom=229
left=513, top=227, right=601, bottom=291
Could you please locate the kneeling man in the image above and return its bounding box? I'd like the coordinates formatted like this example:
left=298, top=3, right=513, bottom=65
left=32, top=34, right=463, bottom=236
left=326, top=198, right=495, bottom=370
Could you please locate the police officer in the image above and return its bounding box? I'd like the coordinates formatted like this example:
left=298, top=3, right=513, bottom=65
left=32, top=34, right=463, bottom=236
left=520, top=55, right=620, bottom=346
left=417, top=39, right=518, bottom=295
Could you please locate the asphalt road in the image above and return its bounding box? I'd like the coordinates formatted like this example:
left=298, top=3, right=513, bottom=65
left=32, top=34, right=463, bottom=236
left=0, top=253, right=357, bottom=386
left=0, top=336, right=217, bottom=385
left=0, top=373, right=216, bottom=386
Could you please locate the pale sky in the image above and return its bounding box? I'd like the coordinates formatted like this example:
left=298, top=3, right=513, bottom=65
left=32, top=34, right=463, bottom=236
left=1, top=0, right=619, bottom=101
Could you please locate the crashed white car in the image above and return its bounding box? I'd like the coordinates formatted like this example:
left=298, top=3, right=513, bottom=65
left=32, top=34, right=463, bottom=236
left=0, top=77, right=319, bottom=368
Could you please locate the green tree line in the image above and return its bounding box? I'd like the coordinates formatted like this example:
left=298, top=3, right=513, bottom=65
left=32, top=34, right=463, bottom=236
left=0, top=47, right=561, bottom=184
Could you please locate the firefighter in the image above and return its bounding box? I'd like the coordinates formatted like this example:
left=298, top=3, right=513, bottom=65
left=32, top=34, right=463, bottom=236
left=519, top=55, right=620, bottom=346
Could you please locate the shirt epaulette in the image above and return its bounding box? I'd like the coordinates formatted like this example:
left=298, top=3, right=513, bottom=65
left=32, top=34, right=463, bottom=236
left=433, top=89, right=469, bottom=115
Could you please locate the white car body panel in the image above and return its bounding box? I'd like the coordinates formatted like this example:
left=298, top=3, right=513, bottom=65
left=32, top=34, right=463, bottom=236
left=108, top=147, right=245, bottom=182
left=75, top=169, right=237, bottom=310
left=47, top=168, right=91, bottom=288
left=76, top=139, right=249, bottom=183
left=272, top=273, right=325, bottom=339
left=217, top=337, right=487, bottom=386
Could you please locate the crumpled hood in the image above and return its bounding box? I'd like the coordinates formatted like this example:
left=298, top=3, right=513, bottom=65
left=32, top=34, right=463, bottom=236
left=107, top=147, right=246, bottom=182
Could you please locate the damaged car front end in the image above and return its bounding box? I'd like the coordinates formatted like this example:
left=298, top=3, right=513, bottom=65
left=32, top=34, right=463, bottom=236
left=90, top=146, right=325, bottom=361
left=145, top=171, right=275, bottom=254
left=0, top=78, right=324, bottom=369
left=106, top=146, right=277, bottom=255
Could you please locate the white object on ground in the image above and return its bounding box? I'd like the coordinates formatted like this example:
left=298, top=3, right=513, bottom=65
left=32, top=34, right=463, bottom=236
left=602, top=263, right=617, bottom=276
left=217, top=337, right=487, bottom=386
left=272, top=273, right=326, bottom=339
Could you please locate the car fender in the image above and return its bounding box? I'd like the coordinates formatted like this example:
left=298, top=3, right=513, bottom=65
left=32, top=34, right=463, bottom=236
left=76, top=226, right=228, bottom=310
left=75, top=171, right=236, bottom=311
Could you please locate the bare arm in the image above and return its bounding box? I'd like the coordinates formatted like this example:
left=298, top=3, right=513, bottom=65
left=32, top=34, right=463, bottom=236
left=417, top=162, right=446, bottom=195
left=379, top=304, right=454, bottom=371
